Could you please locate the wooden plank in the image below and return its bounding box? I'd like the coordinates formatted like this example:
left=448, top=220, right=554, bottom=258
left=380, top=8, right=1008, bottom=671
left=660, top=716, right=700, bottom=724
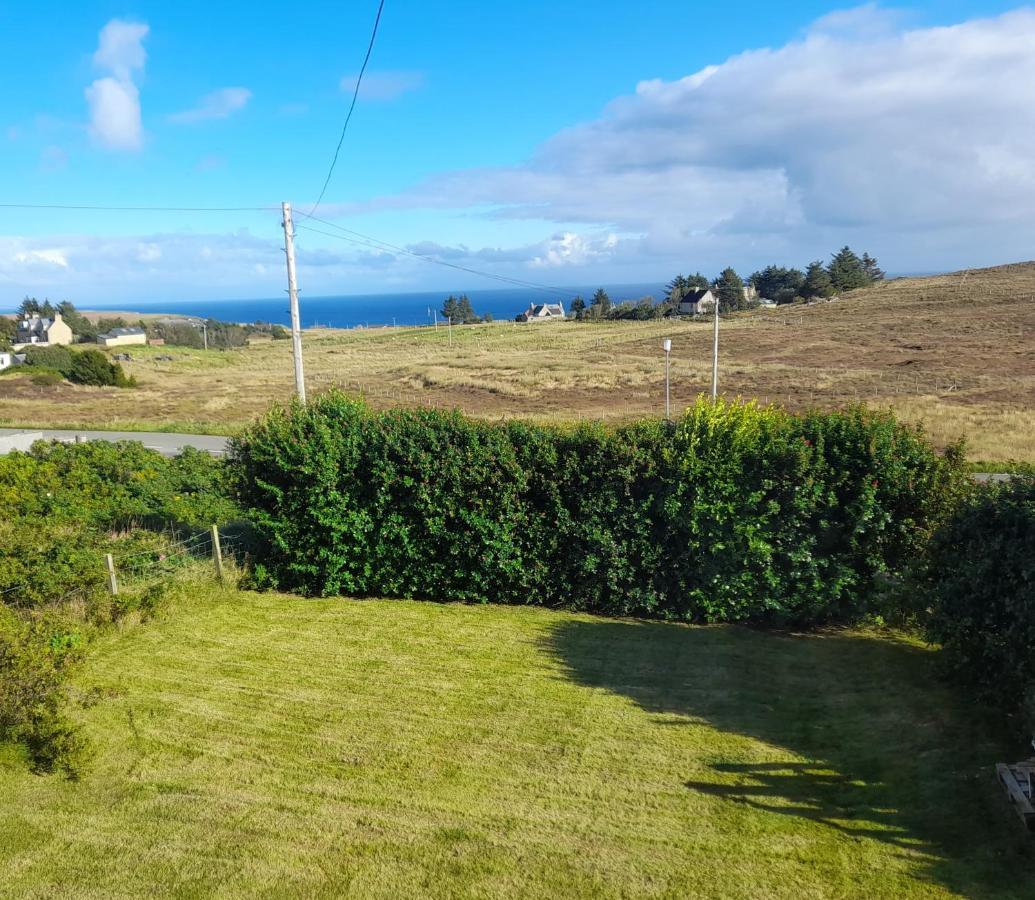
left=996, top=763, right=1035, bottom=832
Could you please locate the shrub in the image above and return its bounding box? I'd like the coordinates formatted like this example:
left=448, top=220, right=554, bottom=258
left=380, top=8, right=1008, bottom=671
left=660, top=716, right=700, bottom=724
left=24, top=345, right=74, bottom=377
left=68, top=349, right=135, bottom=387
left=919, top=477, right=1035, bottom=722
left=31, top=371, right=63, bottom=387
left=0, top=606, right=89, bottom=777
left=231, top=392, right=966, bottom=625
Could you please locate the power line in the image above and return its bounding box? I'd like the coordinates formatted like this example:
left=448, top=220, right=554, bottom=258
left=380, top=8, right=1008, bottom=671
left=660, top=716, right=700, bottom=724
left=0, top=203, right=276, bottom=212
left=294, top=215, right=569, bottom=296
left=308, top=0, right=387, bottom=217
left=0, top=198, right=571, bottom=297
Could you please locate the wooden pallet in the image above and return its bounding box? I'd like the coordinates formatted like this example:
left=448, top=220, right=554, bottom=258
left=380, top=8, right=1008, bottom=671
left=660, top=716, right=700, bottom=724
left=996, top=761, right=1035, bottom=832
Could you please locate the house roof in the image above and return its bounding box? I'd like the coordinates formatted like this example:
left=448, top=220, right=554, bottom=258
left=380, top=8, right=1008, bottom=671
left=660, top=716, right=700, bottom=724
left=100, top=327, right=146, bottom=338
left=18, top=316, right=54, bottom=331
left=681, top=289, right=713, bottom=303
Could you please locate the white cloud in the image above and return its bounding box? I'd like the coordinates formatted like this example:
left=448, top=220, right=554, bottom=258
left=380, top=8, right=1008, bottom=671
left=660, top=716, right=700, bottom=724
left=85, top=19, right=148, bottom=151
left=93, top=19, right=148, bottom=81
left=12, top=247, right=70, bottom=269
left=168, top=87, right=252, bottom=124
left=335, top=6, right=1035, bottom=276
left=136, top=243, right=161, bottom=262
left=341, top=69, right=425, bottom=101
left=530, top=232, right=620, bottom=268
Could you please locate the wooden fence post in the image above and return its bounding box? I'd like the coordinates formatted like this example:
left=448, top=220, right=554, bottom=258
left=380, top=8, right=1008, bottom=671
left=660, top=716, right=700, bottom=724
left=105, top=553, right=118, bottom=595
left=211, top=525, right=224, bottom=582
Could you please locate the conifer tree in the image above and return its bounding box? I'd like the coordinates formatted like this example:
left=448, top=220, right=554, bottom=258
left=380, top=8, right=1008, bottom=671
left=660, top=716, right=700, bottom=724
left=713, top=267, right=747, bottom=312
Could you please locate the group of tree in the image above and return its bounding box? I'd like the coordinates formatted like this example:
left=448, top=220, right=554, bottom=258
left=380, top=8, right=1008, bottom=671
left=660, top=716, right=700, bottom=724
left=569, top=288, right=618, bottom=320
left=644, top=246, right=885, bottom=316
left=440, top=295, right=492, bottom=325
left=747, top=247, right=884, bottom=306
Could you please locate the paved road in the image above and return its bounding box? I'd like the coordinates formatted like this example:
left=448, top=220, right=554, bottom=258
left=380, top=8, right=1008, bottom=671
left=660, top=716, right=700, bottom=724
left=0, top=428, right=230, bottom=457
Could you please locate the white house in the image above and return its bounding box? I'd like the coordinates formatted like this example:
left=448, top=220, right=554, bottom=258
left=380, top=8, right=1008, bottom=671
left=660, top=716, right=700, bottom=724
left=517, top=301, right=566, bottom=322
left=0, top=352, right=11, bottom=371
left=677, top=289, right=717, bottom=316
left=13, top=313, right=73, bottom=349
left=97, top=327, right=148, bottom=348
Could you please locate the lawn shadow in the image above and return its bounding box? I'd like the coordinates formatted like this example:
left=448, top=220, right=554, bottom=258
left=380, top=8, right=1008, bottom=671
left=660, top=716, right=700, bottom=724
left=542, top=619, right=1033, bottom=897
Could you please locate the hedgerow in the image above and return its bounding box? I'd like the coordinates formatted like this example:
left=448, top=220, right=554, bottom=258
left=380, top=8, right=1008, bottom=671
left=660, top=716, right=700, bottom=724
left=231, top=392, right=967, bottom=625
left=918, top=477, right=1035, bottom=723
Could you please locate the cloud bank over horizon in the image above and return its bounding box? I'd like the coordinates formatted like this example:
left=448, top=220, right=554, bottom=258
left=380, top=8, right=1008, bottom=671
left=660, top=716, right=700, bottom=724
left=10, top=5, right=1035, bottom=302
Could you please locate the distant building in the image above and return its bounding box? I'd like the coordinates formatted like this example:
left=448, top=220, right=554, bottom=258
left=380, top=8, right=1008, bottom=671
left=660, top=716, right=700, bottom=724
left=13, top=313, right=73, bottom=349
left=97, top=326, right=148, bottom=348
left=517, top=301, right=566, bottom=322
left=677, top=289, right=717, bottom=316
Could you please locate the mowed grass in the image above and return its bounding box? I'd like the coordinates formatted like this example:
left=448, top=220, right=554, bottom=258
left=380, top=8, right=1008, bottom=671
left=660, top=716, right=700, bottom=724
left=2, top=260, right=1033, bottom=462
left=1, top=586, right=1031, bottom=898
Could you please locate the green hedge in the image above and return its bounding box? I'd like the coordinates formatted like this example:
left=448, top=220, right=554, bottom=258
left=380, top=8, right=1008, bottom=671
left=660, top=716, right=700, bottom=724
left=919, top=477, right=1035, bottom=719
left=231, top=392, right=966, bottom=625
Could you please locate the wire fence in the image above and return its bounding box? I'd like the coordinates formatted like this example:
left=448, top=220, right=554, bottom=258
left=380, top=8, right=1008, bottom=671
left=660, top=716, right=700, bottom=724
left=0, top=526, right=247, bottom=610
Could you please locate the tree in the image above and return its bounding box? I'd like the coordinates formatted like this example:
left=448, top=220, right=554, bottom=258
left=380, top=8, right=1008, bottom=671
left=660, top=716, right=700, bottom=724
left=441, top=295, right=460, bottom=322
left=801, top=261, right=835, bottom=300
left=664, top=275, right=690, bottom=306
left=591, top=288, right=612, bottom=313
left=687, top=272, right=711, bottom=290
left=441, top=294, right=480, bottom=324
left=40, top=300, right=55, bottom=319
left=56, top=300, right=96, bottom=342
left=18, top=297, right=41, bottom=317
left=0, top=317, right=15, bottom=350
left=827, top=247, right=871, bottom=293
left=712, top=267, right=747, bottom=312
left=569, top=295, right=586, bottom=319
left=96, top=317, right=128, bottom=333
left=862, top=253, right=885, bottom=282
left=750, top=266, right=805, bottom=305
left=456, top=294, right=480, bottom=324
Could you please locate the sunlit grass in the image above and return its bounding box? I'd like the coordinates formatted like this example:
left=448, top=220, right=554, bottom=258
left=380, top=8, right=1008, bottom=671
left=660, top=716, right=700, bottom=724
left=0, top=586, right=1031, bottom=898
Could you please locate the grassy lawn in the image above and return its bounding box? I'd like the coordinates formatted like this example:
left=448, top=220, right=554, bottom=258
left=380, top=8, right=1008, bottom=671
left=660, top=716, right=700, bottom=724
left=1, top=587, right=1032, bottom=898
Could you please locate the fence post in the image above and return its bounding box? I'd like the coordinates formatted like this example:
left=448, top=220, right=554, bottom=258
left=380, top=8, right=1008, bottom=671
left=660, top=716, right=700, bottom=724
left=211, top=525, right=224, bottom=582
left=105, top=553, right=118, bottom=595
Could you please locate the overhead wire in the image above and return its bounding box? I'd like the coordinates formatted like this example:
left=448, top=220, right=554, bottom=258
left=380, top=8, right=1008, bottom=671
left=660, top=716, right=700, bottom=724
left=294, top=216, right=570, bottom=296
left=307, top=0, right=387, bottom=217
left=0, top=203, right=277, bottom=212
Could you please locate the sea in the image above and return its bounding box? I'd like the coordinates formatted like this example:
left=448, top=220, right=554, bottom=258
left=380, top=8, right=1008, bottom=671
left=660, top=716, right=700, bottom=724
left=17, top=283, right=666, bottom=329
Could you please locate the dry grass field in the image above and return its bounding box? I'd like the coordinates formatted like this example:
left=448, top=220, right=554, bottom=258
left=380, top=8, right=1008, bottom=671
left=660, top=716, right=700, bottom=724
left=2, top=261, right=1032, bottom=463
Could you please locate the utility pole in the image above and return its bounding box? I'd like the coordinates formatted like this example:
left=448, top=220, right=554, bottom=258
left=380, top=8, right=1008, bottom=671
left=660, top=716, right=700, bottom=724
left=448, top=316, right=453, bottom=347
left=201, top=322, right=208, bottom=351
left=711, top=298, right=720, bottom=402
left=281, top=201, right=306, bottom=403
left=663, top=338, right=672, bottom=420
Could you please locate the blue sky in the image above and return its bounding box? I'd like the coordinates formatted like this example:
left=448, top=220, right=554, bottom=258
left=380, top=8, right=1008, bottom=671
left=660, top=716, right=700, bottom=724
left=1, top=1, right=1032, bottom=302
